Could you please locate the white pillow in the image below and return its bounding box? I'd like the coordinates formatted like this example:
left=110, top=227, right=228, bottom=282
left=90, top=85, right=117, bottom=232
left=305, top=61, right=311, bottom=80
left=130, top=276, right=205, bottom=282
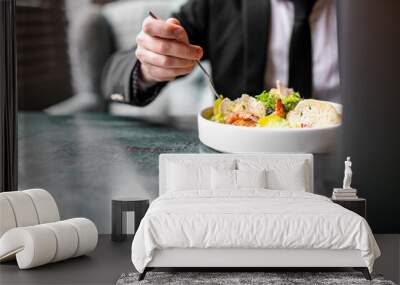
left=167, top=163, right=210, bottom=191
left=166, top=159, right=236, bottom=191
left=266, top=167, right=306, bottom=191
left=237, top=159, right=308, bottom=191
left=211, top=169, right=267, bottom=191
left=211, top=168, right=236, bottom=190
left=236, top=169, right=267, bottom=189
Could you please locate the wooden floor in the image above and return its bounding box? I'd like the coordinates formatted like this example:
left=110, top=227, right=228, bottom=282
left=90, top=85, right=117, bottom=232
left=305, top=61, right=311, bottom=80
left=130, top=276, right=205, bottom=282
left=0, top=235, right=133, bottom=285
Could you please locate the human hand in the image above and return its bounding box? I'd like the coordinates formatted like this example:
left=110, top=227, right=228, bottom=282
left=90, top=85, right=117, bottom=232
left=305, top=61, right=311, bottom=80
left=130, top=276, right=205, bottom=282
left=135, top=16, right=203, bottom=83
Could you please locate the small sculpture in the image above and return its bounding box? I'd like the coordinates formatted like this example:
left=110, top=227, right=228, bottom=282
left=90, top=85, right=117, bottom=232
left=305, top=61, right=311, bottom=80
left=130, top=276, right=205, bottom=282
left=342, top=156, right=353, bottom=189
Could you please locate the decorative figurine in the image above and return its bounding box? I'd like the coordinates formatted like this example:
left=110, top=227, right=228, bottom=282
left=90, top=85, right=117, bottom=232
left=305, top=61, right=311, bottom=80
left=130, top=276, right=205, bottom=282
left=332, top=156, right=357, bottom=199
left=342, top=156, right=353, bottom=189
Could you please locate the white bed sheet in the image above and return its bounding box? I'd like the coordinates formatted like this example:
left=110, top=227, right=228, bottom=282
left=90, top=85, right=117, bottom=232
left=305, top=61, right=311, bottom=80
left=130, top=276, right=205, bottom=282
left=131, top=190, right=380, bottom=273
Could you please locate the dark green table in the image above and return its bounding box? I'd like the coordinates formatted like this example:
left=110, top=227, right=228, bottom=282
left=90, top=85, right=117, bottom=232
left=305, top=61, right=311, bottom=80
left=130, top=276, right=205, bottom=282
left=18, top=112, right=215, bottom=234
left=17, top=112, right=336, bottom=234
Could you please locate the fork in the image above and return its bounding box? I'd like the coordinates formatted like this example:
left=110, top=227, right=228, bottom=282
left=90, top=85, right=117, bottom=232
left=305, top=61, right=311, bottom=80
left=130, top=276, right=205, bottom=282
left=148, top=11, right=220, bottom=99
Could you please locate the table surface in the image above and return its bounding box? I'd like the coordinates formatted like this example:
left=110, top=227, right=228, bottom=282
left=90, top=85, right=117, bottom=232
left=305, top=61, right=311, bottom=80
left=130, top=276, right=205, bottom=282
left=18, top=112, right=215, bottom=233
left=17, top=112, right=338, bottom=234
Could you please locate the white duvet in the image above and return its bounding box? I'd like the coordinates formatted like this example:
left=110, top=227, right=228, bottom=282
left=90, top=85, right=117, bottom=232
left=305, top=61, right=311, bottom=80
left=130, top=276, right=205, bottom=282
left=131, top=190, right=380, bottom=273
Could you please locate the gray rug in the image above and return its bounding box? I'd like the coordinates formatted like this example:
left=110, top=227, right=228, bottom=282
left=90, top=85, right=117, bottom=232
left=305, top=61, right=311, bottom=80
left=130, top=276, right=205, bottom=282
left=116, top=272, right=396, bottom=285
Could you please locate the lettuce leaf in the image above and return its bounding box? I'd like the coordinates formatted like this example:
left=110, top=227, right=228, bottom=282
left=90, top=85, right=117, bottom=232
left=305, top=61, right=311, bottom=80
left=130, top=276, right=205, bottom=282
left=211, top=96, right=225, bottom=123
left=282, top=92, right=301, bottom=113
left=255, top=91, right=276, bottom=114
left=213, top=95, right=223, bottom=115
left=256, top=90, right=301, bottom=115
left=212, top=112, right=225, bottom=123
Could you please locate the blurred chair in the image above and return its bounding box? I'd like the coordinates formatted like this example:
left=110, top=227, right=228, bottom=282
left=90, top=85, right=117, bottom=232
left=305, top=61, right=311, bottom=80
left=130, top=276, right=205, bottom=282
left=46, top=0, right=213, bottom=117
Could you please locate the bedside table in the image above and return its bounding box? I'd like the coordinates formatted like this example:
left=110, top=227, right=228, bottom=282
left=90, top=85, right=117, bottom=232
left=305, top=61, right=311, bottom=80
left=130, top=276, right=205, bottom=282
left=331, top=198, right=366, bottom=219
left=111, top=197, right=149, bottom=242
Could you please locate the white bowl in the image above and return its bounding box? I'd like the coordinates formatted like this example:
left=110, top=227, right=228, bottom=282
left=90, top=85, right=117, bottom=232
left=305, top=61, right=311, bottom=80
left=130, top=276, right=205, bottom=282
left=198, top=103, right=342, bottom=153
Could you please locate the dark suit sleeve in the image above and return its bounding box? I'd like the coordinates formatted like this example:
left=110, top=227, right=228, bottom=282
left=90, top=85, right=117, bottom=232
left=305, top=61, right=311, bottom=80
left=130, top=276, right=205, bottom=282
left=101, top=48, right=166, bottom=106
left=101, top=0, right=210, bottom=107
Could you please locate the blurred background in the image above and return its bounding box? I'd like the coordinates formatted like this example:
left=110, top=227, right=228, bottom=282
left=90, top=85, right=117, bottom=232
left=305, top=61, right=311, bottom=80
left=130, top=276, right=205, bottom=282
left=16, top=0, right=213, bottom=116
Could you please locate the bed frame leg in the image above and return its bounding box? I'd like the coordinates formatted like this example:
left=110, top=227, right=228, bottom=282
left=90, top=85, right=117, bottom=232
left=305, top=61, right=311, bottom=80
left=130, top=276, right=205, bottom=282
left=138, top=268, right=148, bottom=281
left=354, top=267, right=371, bottom=280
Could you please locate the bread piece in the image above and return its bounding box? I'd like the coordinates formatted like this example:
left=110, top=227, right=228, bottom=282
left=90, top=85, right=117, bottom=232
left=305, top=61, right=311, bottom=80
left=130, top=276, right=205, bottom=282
left=219, top=98, right=235, bottom=117
left=286, top=99, right=341, bottom=128
left=219, top=95, right=266, bottom=118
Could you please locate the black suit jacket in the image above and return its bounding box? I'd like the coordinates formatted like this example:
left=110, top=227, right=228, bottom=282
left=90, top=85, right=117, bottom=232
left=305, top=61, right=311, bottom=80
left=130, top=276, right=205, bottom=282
left=102, top=0, right=272, bottom=106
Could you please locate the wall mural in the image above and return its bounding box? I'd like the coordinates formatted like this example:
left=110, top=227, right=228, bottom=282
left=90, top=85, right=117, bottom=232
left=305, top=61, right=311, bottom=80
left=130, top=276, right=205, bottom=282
left=1, top=0, right=399, bottom=235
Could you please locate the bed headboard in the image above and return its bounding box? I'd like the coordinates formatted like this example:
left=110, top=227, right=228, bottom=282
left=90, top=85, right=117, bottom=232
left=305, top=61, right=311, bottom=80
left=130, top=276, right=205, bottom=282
left=159, top=153, right=314, bottom=195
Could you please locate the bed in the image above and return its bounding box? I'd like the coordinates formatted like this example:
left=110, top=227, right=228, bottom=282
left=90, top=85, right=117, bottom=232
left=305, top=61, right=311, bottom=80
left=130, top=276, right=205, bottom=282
left=131, top=154, right=380, bottom=280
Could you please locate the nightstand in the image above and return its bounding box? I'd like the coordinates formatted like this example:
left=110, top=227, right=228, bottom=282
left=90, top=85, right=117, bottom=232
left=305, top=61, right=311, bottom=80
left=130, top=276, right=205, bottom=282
left=111, top=197, right=149, bottom=242
left=331, top=198, right=366, bottom=219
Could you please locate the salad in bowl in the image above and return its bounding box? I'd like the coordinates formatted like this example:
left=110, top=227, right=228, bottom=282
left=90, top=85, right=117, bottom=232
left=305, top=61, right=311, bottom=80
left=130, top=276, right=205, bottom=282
left=211, top=81, right=341, bottom=129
